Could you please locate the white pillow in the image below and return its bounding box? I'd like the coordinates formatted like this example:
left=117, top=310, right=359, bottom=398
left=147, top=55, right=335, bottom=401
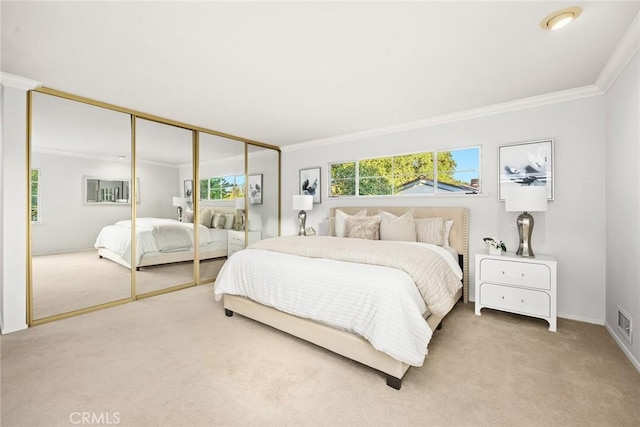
left=223, top=213, right=235, bottom=230
left=444, top=219, right=454, bottom=247
left=415, top=217, right=447, bottom=246
left=378, top=210, right=417, bottom=242
left=335, top=209, right=366, bottom=237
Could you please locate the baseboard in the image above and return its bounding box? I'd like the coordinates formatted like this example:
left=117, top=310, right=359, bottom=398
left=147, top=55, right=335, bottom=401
left=557, top=312, right=604, bottom=325
left=605, top=323, right=640, bottom=374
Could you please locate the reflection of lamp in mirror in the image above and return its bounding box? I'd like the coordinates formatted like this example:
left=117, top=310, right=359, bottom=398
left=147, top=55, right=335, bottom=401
left=292, top=195, right=313, bottom=236
left=235, top=197, right=246, bottom=230
left=173, top=197, right=186, bottom=222
left=505, top=186, right=548, bottom=257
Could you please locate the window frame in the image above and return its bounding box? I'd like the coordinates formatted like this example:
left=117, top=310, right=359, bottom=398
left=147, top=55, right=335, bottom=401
left=199, top=174, right=245, bottom=201
left=329, top=145, right=482, bottom=198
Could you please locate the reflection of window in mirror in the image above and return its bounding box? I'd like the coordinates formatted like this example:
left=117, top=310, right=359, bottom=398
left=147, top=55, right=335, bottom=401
left=199, top=174, right=245, bottom=201
left=31, top=169, right=41, bottom=222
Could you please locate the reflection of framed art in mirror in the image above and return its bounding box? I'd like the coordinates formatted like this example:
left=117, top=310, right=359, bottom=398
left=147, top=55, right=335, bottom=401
left=248, top=174, right=263, bottom=204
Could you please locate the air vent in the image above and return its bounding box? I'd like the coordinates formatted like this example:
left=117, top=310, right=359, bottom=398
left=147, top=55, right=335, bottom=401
left=617, top=306, right=633, bottom=344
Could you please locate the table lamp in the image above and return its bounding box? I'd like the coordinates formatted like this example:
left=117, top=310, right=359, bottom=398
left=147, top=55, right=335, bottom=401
left=505, top=186, right=548, bottom=257
left=172, top=197, right=186, bottom=222
left=292, top=195, right=313, bottom=236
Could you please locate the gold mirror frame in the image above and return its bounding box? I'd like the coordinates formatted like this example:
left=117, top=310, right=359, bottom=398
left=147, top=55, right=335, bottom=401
left=27, top=87, right=281, bottom=326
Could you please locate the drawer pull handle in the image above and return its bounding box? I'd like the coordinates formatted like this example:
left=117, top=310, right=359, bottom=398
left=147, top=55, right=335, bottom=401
left=521, top=273, right=525, bottom=277
left=502, top=271, right=505, bottom=275
left=501, top=296, right=505, bottom=299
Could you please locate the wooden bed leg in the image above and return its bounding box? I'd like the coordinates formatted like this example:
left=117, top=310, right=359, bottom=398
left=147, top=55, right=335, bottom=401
left=436, top=321, right=443, bottom=330
left=225, top=309, right=234, bottom=317
left=98, top=255, right=103, bottom=259
left=386, top=375, right=402, bottom=390
left=135, top=267, right=140, bottom=271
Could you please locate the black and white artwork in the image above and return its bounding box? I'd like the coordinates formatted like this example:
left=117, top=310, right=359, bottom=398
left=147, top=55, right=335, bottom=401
left=300, top=167, right=321, bottom=204
left=499, top=139, right=554, bottom=201
left=248, top=174, right=262, bottom=205
left=183, top=180, right=193, bottom=202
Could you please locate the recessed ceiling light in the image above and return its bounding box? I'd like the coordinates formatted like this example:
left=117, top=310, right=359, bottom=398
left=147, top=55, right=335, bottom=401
left=540, top=6, right=582, bottom=30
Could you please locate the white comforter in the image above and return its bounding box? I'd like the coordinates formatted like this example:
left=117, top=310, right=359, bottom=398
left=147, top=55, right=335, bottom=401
left=95, top=217, right=215, bottom=265
left=214, top=237, right=462, bottom=366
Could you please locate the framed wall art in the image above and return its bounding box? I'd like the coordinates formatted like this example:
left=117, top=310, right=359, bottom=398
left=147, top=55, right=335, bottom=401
left=248, top=174, right=263, bottom=204
left=300, top=167, right=321, bottom=204
left=498, top=139, right=554, bottom=201
left=183, top=180, right=193, bottom=202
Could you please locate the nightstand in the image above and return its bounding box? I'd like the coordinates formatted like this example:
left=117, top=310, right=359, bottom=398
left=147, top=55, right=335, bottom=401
left=475, top=251, right=557, bottom=331
left=227, top=230, right=261, bottom=256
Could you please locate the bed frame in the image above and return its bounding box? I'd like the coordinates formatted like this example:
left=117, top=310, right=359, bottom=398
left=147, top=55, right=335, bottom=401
left=224, top=206, right=469, bottom=389
left=98, top=246, right=227, bottom=270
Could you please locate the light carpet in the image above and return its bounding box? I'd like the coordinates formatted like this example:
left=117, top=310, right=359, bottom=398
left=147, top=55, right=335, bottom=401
left=31, top=250, right=226, bottom=319
left=2, top=285, right=639, bottom=426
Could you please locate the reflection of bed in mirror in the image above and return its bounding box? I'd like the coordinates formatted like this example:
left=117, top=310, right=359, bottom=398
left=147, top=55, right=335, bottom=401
left=95, top=209, right=237, bottom=269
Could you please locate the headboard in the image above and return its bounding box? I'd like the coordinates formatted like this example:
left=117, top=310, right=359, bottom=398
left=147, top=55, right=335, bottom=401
left=329, top=206, right=469, bottom=303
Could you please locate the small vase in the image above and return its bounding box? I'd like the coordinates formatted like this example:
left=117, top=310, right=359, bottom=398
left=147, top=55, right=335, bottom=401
left=489, top=246, right=503, bottom=256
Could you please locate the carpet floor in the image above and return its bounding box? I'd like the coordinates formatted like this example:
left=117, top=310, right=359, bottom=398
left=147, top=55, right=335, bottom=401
left=31, top=250, right=226, bottom=319
left=2, top=285, right=639, bottom=426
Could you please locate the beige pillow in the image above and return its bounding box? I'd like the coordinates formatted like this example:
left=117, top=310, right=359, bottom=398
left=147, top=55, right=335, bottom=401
left=346, top=215, right=381, bottom=240
left=182, top=211, right=194, bottom=223
left=378, top=210, right=417, bottom=242
left=415, top=217, right=446, bottom=246
left=212, top=213, right=226, bottom=229
left=223, top=213, right=235, bottom=230
left=335, top=209, right=366, bottom=237
left=199, top=209, right=213, bottom=228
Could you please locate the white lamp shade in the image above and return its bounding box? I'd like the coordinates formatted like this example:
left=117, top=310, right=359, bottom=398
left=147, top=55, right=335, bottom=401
left=292, top=195, right=313, bottom=211
left=235, top=197, right=245, bottom=209
left=505, top=186, right=548, bottom=212
left=172, top=197, right=186, bottom=207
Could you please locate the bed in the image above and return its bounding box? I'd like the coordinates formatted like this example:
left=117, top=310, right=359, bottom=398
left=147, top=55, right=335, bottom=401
left=215, top=206, right=468, bottom=389
left=95, top=208, right=236, bottom=269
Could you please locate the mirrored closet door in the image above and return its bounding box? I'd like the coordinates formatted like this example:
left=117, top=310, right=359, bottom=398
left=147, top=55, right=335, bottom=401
left=197, top=133, right=245, bottom=283
left=133, top=118, right=195, bottom=296
left=246, top=144, right=280, bottom=242
left=30, top=92, right=133, bottom=322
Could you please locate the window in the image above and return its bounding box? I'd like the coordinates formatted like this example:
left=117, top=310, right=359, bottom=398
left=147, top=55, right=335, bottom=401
left=199, top=174, right=245, bottom=201
left=31, top=169, right=40, bottom=222
left=329, top=146, right=480, bottom=197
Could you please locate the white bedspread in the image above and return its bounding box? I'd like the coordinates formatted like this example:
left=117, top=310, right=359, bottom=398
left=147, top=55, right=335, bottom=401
left=214, top=239, right=462, bottom=366
left=95, top=218, right=216, bottom=264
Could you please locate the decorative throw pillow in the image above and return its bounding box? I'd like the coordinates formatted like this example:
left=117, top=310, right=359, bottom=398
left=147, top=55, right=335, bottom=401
left=346, top=215, right=381, bottom=240
left=223, top=213, right=235, bottom=230
left=212, top=213, right=226, bottom=229
left=378, top=210, right=417, bottom=242
left=182, top=211, right=194, bottom=223
left=444, top=219, right=454, bottom=247
left=199, top=209, right=213, bottom=228
left=335, top=209, right=367, bottom=237
left=415, top=217, right=447, bottom=246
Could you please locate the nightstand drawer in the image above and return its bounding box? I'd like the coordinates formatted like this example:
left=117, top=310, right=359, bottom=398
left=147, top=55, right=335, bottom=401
left=479, top=283, right=550, bottom=317
left=479, top=259, right=551, bottom=290
left=228, top=233, right=245, bottom=244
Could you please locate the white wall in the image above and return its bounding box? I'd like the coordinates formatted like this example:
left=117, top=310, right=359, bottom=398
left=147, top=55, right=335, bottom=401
left=282, top=95, right=608, bottom=324
left=606, top=51, right=640, bottom=368
left=1, top=84, right=30, bottom=333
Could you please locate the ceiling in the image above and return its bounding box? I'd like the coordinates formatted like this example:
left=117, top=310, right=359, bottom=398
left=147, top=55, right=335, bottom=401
left=2, top=1, right=639, bottom=148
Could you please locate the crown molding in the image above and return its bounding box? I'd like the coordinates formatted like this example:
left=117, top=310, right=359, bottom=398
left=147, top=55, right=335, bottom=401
left=0, top=72, right=42, bottom=91
left=596, top=12, right=640, bottom=92
left=281, top=85, right=604, bottom=153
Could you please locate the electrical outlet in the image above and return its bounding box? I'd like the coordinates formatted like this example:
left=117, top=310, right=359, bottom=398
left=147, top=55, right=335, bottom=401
left=617, top=306, right=633, bottom=344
